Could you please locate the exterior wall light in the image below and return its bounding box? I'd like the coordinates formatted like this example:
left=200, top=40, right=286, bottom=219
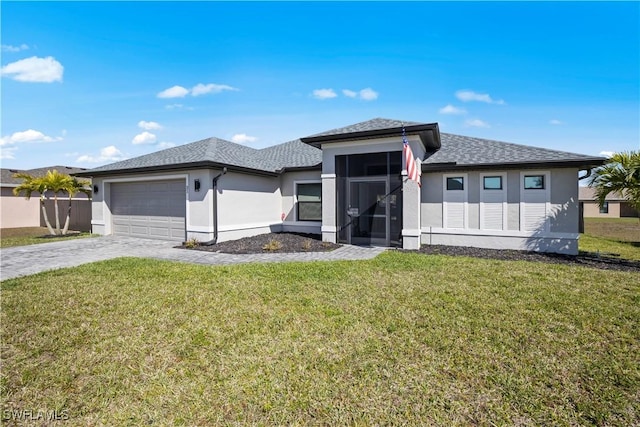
left=194, top=179, right=201, bottom=192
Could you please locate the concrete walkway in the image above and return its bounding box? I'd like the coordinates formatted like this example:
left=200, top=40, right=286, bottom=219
left=0, top=236, right=387, bottom=281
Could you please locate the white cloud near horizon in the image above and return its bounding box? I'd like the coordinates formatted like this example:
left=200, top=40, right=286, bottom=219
left=157, top=142, right=176, bottom=149
left=0, top=147, right=18, bottom=160
left=465, top=119, right=491, bottom=128
left=77, top=145, right=126, bottom=163
left=439, top=104, right=467, bottom=115
left=549, top=119, right=564, bottom=125
left=342, top=89, right=357, bottom=98
left=599, top=151, right=614, bottom=158
left=1, top=44, right=29, bottom=52
left=455, top=90, right=504, bottom=105
left=231, top=133, right=258, bottom=144
left=312, top=88, right=338, bottom=100
left=132, top=131, right=157, bottom=145
left=0, top=129, right=62, bottom=146
left=138, top=120, right=162, bottom=130
left=1, top=56, right=63, bottom=83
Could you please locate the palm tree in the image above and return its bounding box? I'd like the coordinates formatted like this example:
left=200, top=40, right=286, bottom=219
left=12, top=169, right=92, bottom=235
left=588, top=150, right=640, bottom=213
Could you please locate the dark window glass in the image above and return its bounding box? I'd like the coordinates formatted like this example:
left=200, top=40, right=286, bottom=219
left=483, top=176, right=502, bottom=190
left=297, top=183, right=322, bottom=221
left=524, top=175, right=545, bottom=190
left=446, top=177, right=464, bottom=191
left=599, top=202, right=609, bottom=214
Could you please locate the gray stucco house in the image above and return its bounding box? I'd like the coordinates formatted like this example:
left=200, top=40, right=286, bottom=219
left=75, top=118, right=605, bottom=254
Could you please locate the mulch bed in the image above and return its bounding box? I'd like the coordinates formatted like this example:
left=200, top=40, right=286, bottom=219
left=180, top=232, right=640, bottom=272
left=410, top=245, right=640, bottom=273
left=180, top=232, right=341, bottom=254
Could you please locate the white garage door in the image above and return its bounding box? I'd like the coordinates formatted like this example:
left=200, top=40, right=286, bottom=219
left=111, top=180, right=186, bottom=241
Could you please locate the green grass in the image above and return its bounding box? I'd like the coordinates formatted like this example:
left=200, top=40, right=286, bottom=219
left=2, top=253, right=638, bottom=425
left=0, top=227, right=94, bottom=248
left=580, top=217, right=640, bottom=261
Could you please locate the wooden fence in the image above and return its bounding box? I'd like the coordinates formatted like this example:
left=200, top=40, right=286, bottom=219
left=40, top=199, right=92, bottom=232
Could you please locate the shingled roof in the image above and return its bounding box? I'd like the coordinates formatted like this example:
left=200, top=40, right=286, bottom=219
left=77, top=137, right=323, bottom=177
left=422, top=133, right=604, bottom=170
left=1, top=166, right=90, bottom=186
left=75, top=117, right=604, bottom=177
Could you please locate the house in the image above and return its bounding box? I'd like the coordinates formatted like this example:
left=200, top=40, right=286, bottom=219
left=579, top=187, right=639, bottom=218
left=0, top=166, right=92, bottom=231
left=75, top=118, right=605, bottom=254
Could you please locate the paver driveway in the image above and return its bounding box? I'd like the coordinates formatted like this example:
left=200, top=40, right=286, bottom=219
left=0, top=236, right=386, bottom=281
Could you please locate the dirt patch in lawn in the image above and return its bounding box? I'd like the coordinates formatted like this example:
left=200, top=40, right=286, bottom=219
left=180, top=232, right=341, bottom=254
left=411, top=245, right=640, bottom=273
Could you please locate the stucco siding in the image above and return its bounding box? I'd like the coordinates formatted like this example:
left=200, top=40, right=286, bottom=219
left=582, top=201, right=622, bottom=218
left=280, top=170, right=322, bottom=234
left=0, top=187, right=41, bottom=228
left=550, top=168, right=579, bottom=233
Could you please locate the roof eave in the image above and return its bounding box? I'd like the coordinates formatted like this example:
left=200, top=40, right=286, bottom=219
left=301, top=123, right=441, bottom=150
left=421, top=157, right=607, bottom=172
left=73, top=161, right=280, bottom=178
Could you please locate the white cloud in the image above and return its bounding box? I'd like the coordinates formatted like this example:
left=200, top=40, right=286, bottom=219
left=165, top=103, right=193, bottom=111
left=191, top=83, right=238, bottom=96
left=465, top=119, right=491, bottom=128
left=132, top=131, right=157, bottom=145
left=77, top=145, right=126, bottom=163
left=138, top=120, right=162, bottom=130
left=439, top=104, right=467, bottom=115
left=0, top=146, right=18, bottom=159
left=1, top=56, right=63, bottom=83
left=157, top=85, right=189, bottom=98
left=157, top=142, right=176, bottom=149
left=231, top=133, right=258, bottom=144
left=455, top=90, right=504, bottom=105
left=549, top=119, right=564, bottom=125
left=312, top=88, right=337, bottom=100
left=1, top=44, right=29, bottom=52
left=599, top=151, right=614, bottom=158
left=0, top=129, right=62, bottom=146
left=342, top=87, right=379, bottom=101
left=359, top=88, right=378, bottom=101
left=342, top=89, right=357, bottom=98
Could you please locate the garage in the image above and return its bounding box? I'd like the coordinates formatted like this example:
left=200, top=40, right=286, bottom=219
left=111, top=180, right=186, bottom=241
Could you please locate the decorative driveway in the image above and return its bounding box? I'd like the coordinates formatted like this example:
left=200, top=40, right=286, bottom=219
left=0, top=236, right=386, bottom=281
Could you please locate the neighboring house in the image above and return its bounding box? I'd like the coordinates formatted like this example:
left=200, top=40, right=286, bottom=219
left=579, top=187, right=639, bottom=218
left=0, top=166, right=92, bottom=231
left=75, top=118, right=605, bottom=254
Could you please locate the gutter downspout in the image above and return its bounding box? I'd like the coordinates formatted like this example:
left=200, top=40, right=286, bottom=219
left=201, top=167, right=227, bottom=246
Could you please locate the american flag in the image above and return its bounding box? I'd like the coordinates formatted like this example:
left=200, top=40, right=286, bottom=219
left=402, top=127, right=421, bottom=187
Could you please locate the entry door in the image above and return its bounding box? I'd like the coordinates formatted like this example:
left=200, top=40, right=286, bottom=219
left=348, top=179, right=388, bottom=246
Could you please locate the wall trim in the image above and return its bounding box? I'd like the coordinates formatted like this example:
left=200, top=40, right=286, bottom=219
left=422, top=226, right=578, bottom=240
left=321, top=173, right=337, bottom=179
left=321, top=225, right=337, bottom=233
left=217, top=221, right=279, bottom=232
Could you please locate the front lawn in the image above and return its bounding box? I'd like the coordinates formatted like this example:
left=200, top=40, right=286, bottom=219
left=0, top=227, right=93, bottom=248
left=2, top=253, right=638, bottom=425
left=581, top=217, right=640, bottom=261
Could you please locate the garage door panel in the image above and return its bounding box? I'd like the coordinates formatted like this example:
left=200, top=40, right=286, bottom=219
left=111, top=180, right=186, bottom=241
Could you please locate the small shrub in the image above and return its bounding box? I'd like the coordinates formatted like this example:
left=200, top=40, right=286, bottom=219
left=184, top=238, right=200, bottom=249
left=262, top=239, right=283, bottom=252
left=302, top=239, right=313, bottom=251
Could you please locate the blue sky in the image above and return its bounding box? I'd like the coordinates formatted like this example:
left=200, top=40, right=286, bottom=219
left=1, top=1, right=638, bottom=170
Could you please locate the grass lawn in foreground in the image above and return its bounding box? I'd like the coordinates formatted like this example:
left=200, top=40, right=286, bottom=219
left=2, top=252, right=638, bottom=425
left=581, top=217, right=640, bottom=261
left=0, top=227, right=94, bottom=248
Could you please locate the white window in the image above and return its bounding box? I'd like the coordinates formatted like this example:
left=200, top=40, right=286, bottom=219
left=295, top=182, right=322, bottom=221
left=480, top=173, right=507, bottom=230
left=520, top=171, right=550, bottom=232
left=443, top=173, right=468, bottom=229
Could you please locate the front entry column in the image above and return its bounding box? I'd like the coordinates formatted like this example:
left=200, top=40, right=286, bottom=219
left=321, top=173, right=337, bottom=243
left=402, top=170, right=422, bottom=249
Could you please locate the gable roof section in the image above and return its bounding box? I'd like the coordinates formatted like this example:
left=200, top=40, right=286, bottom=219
left=301, top=117, right=441, bottom=151
left=1, top=165, right=89, bottom=186
left=422, top=133, right=605, bottom=170
left=76, top=137, right=323, bottom=177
